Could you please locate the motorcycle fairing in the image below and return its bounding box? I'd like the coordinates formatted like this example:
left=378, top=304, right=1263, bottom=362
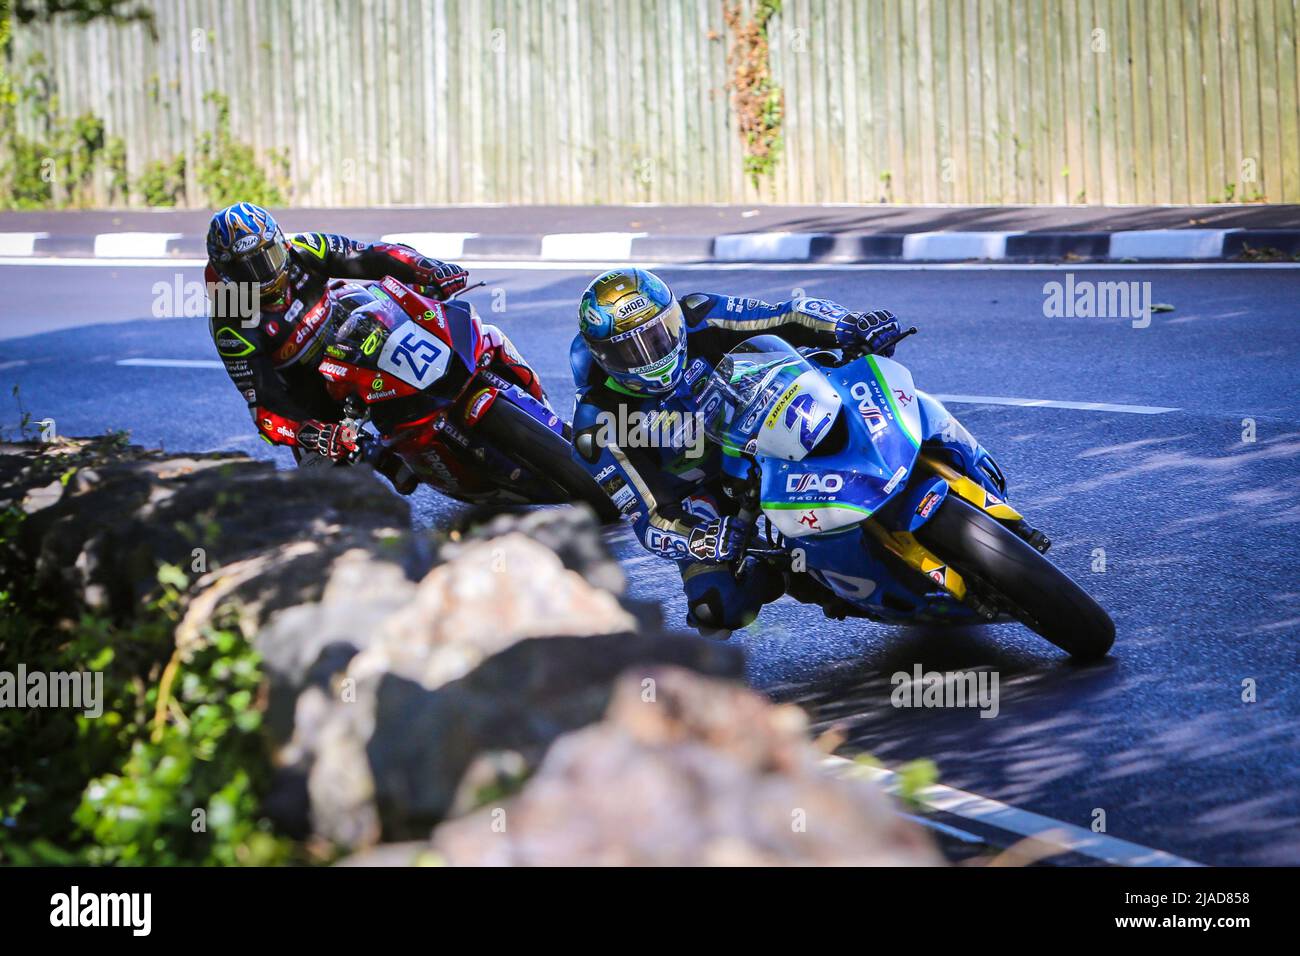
left=910, top=389, right=1022, bottom=524
left=758, top=355, right=927, bottom=538
left=738, top=350, right=1022, bottom=620
left=476, top=368, right=566, bottom=440
left=753, top=369, right=843, bottom=462
left=317, top=277, right=567, bottom=505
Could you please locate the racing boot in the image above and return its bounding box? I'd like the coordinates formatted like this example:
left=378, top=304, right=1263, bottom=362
left=784, top=569, right=869, bottom=620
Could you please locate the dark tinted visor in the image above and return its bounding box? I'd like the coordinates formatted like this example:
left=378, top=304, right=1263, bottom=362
left=224, top=241, right=287, bottom=284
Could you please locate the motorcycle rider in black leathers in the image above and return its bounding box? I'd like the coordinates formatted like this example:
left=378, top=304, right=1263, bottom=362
left=204, top=202, right=468, bottom=491
left=570, top=267, right=905, bottom=634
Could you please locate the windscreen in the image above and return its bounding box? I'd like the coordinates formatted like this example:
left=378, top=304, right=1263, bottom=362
left=700, top=336, right=819, bottom=449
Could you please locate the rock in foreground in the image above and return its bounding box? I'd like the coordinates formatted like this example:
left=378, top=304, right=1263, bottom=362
left=1, top=437, right=938, bottom=865
left=426, top=667, right=942, bottom=866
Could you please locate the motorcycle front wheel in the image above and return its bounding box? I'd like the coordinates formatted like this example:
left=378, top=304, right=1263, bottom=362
left=915, top=496, right=1115, bottom=660
left=476, top=398, right=621, bottom=524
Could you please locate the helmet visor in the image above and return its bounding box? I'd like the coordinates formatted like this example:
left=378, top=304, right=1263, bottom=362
left=224, top=241, right=287, bottom=284
left=588, top=300, right=683, bottom=375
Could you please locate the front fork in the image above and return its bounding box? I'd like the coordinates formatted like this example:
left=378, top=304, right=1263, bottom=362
left=863, top=453, right=1051, bottom=613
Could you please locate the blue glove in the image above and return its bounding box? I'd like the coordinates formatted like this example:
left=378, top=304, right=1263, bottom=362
left=835, top=309, right=904, bottom=357
left=687, top=516, right=750, bottom=562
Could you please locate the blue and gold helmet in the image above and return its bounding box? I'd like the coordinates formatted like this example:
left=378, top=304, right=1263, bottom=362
left=206, top=202, right=287, bottom=293
left=578, top=268, right=685, bottom=395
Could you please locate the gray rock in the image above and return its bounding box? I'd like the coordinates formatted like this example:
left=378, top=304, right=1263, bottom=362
left=302, top=533, right=744, bottom=846
left=429, top=667, right=942, bottom=866
left=21, top=478, right=64, bottom=514
left=7, top=439, right=919, bottom=866
left=1, top=437, right=410, bottom=623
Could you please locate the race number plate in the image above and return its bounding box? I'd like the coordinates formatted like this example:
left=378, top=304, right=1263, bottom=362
left=377, top=320, right=451, bottom=389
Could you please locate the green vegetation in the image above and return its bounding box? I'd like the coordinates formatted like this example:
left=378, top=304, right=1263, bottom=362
left=11, top=0, right=153, bottom=28
left=0, top=17, right=286, bottom=209
left=194, top=92, right=289, bottom=208
left=0, top=44, right=124, bottom=207
left=0, top=445, right=296, bottom=866
left=852, top=755, right=940, bottom=813
left=136, top=153, right=186, bottom=207
left=723, top=0, right=784, bottom=189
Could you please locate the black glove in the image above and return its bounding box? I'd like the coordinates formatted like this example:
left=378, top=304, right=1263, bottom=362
left=835, top=309, right=904, bottom=357
left=297, top=419, right=360, bottom=462
left=416, top=261, right=469, bottom=300
left=687, top=516, right=750, bottom=562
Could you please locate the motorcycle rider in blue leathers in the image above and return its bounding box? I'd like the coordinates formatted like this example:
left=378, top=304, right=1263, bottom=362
left=570, top=268, right=906, bottom=634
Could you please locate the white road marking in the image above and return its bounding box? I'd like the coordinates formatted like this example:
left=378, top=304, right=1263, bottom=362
left=6, top=256, right=1298, bottom=272
left=117, top=358, right=225, bottom=369
left=0, top=232, right=47, bottom=255
left=903, top=231, right=1020, bottom=260
left=93, top=232, right=182, bottom=258
left=540, top=232, right=647, bottom=259
left=823, top=756, right=1202, bottom=867
left=934, top=393, right=1179, bottom=414
left=380, top=232, right=478, bottom=258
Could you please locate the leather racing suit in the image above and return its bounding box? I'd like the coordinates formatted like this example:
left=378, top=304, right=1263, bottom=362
left=571, top=293, right=890, bottom=632
left=206, top=232, right=468, bottom=468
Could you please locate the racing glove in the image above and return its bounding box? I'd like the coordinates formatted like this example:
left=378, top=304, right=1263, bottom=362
left=415, top=261, right=469, bottom=300
left=835, top=309, right=904, bottom=357
left=297, top=419, right=361, bottom=462
left=687, top=516, right=750, bottom=563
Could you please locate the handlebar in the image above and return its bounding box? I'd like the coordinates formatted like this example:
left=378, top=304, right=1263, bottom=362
left=447, top=279, right=488, bottom=300
left=894, top=325, right=920, bottom=346
left=840, top=325, right=919, bottom=364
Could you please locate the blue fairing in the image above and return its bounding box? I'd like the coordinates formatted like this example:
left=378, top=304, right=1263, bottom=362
left=751, top=354, right=928, bottom=538
left=722, top=349, right=1011, bottom=622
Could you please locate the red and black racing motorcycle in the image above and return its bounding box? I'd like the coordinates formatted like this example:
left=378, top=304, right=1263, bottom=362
left=315, top=275, right=615, bottom=519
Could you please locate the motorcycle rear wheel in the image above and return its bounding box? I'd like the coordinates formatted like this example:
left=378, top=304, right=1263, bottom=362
left=916, top=496, right=1115, bottom=660
left=476, top=399, right=621, bottom=524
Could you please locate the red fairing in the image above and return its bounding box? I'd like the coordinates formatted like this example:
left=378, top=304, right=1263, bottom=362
left=384, top=412, right=483, bottom=494
left=318, top=356, right=421, bottom=405
left=255, top=407, right=303, bottom=446
left=463, top=386, right=499, bottom=426
left=379, top=277, right=458, bottom=349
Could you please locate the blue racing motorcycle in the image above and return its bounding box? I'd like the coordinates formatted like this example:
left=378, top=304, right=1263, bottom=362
left=696, top=332, right=1115, bottom=660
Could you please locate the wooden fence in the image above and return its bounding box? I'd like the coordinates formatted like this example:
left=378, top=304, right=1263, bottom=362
left=8, top=0, right=1298, bottom=205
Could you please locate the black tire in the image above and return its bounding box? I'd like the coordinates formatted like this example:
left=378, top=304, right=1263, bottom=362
left=476, top=398, right=621, bottom=524
left=915, top=496, right=1115, bottom=660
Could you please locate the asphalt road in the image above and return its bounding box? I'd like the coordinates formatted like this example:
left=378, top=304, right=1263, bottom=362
left=1, top=257, right=1297, bottom=866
